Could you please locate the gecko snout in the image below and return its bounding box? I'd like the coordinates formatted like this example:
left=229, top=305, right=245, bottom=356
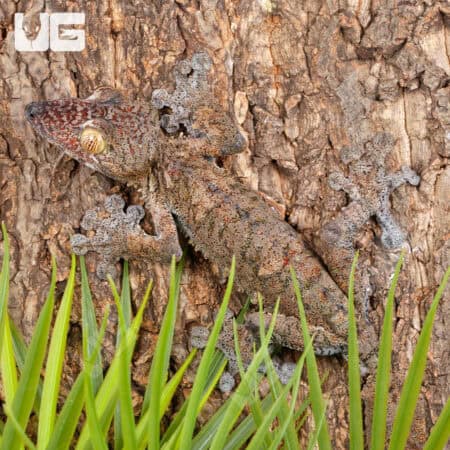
left=25, top=102, right=46, bottom=121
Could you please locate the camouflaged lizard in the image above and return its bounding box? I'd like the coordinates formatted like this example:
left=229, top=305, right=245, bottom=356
left=25, top=53, right=419, bottom=367
left=25, top=52, right=349, bottom=360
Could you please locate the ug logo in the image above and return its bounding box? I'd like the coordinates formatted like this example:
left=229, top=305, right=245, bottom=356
left=14, top=12, right=85, bottom=52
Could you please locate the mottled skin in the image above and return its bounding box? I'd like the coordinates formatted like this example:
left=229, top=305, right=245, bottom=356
left=157, top=147, right=348, bottom=353
left=314, top=133, right=420, bottom=311
left=25, top=53, right=351, bottom=359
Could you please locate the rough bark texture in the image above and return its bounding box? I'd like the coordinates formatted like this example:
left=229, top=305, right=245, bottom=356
left=0, top=1, right=449, bottom=448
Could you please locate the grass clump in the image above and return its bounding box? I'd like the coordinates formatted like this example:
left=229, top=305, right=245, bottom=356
left=0, top=223, right=449, bottom=449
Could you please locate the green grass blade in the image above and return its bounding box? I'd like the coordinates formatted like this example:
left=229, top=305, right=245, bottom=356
left=347, top=252, right=364, bottom=450
left=256, top=296, right=300, bottom=450
left=119, top=260, right=132, bottom=327
left=194, top=356, right=228, bottom=415
left=290, top=266, right=332, bottom=450
left=232, top=312, right=267, bottom=446
left=246, top=342, right=307, bottom=450
left=9, top=320, right=28, bottom=371
left=194, top=396, right=254, bottom=450
left=80, top=256, right=103, bottom=394
left=423, top=396, right=450, bottom=450
left=264, top=363, right=300, bottom=450
left=245, top=382, right=292, bottom=450
left=108, top=273, right=137, bottom=450
left=46, top=372, right=86, bottom=450
left=370, top=253, right=404, bottom=450
left=136, top=350, right=197, bottom=447
left=9, top=319, right=43, bottom=411
left=209, top=299, right=280, bottom=450
left=3, top=405, right=36, bottom=450
left=0, top=224, right=18, bottom=435
left=295, top=412, right=309, bottom=433
left=1, top=313, right=18, bottom=406
left=159, top=349, right=197, bottom=417
left=266, top=348, right=308, bottom=450
left=161, top=351, right=226, bottom=447
left=0, top=222, right=11, bottom=370
left=48, top=308, right=110, bottom=450
left=37, top=254, right=76, bottom=449
left=142, top=254, right=185, bottom=411
left=76, top=281, right=152, bottom=449
left=146, top=256, right=184, bottom=450
left=161, top=355, right=228, bottom=450
left=83, top=310, right=111, bottom=450
left=178, top=257, right=235, bottom=450
left=388, top=267, right=450, bottom=450
left=113, top=261, right=132, bottom=450
left=220, top=394, right=276, bottom=450
left=306, top=401, right=328, bottom=450
left=141, top=256, right=183, bottom=416
left=84, top=363, right=108, bottom=450
left=1, top=258, right=57, bottom=450
left=161, top=356, right=229, bottom=450
left=294, top=394, right=311, bottom=429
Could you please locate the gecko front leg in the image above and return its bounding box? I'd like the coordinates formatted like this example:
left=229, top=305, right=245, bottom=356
left=71, top=194, right=182, bottom=279
left=151, top=52, right=245, bottom=157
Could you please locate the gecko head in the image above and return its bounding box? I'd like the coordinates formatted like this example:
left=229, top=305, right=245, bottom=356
left=25, top=87, right=158, bottom=182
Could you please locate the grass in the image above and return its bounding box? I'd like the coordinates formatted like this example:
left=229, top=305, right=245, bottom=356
left=0, top=222, right=449, bottom=449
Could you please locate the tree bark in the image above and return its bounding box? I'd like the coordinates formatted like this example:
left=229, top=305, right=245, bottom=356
left=0, top=1, right=449, bottom=447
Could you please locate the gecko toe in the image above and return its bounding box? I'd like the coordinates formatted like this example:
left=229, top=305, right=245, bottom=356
left=218, top=372, right=235, bottom=393
left=189, top=326, right=210, bottom=349
left=71, top=234, right=90, bottom=255
left=80, top=209, right=100, bottom=231
left=96, top=259, right=117, bottom=280
left=126, top=205, right=145, bottom=224
left=104, top=194, right=125, bottom=213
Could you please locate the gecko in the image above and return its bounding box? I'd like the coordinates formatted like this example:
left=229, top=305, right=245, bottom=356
left=24, top=52, right=419, bottom=371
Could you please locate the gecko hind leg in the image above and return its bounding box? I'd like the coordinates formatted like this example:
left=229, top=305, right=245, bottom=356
left=71, top=194, right=182, bottom=279
left=190, top=309, right=347, bottom=393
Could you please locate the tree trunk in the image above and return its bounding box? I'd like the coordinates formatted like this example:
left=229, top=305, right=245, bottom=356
left=0, top=1, right=449, bottom=447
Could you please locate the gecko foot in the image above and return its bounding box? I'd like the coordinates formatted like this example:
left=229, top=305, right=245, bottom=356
left=71, top=195, right=182, bottom=279
left=151, top=52, right=245, bottom=156
left=189, top=309, right=341, bottom=393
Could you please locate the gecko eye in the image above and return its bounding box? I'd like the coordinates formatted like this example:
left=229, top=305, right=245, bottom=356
left=80, top=127, right=107, bottom=154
